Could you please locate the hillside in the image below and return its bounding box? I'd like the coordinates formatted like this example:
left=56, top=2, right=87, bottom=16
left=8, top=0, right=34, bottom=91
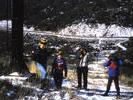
left=0, top=0, right=133, bottom=31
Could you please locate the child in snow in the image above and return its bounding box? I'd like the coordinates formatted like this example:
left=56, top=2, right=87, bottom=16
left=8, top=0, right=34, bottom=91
left=76, top=47, right=90, bottom=90
left=52, top=51, right=67, bottom=89
left=103, top=55, right=123, bottom=97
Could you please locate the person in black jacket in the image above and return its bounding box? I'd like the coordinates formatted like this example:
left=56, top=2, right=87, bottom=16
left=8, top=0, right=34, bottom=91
left=32, top=38, right=52, bottom=88
left=52, top=51, right=67, bottom=89
left=32, top=38, right=53, bottom=70
left=76, top=47, right=89, bottom=90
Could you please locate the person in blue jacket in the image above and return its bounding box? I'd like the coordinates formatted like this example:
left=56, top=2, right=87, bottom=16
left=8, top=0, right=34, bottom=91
left=103, top=55, right=123, bottom=97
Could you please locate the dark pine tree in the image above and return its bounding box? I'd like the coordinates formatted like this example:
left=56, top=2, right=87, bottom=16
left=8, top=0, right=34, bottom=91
left=11, top=0, right=27, bottom=73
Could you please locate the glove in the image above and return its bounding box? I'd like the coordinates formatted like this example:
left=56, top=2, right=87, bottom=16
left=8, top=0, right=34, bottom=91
left=80, top=55, right=83, bottom=58
left=50, top=72, right=54, bottom=76
left=32, top=50, right=34, bottom=54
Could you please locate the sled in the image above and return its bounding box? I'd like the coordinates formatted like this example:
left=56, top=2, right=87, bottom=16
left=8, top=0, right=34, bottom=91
left=26, top=60, right=46, bottom=79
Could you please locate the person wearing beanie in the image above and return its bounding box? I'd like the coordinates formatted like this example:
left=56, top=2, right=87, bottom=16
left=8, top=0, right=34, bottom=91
left=32, top=39, right=49, bottom=70
left=76, top=47, right=90, bottom=90
left=52, top=51, right=67, bottom=89
left=31, top=38, right=52, bottom=89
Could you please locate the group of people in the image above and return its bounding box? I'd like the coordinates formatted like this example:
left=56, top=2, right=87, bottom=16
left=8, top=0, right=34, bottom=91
left=32, top=38, right=67, bottom=89
left=31, top=38, right=123, bottom=97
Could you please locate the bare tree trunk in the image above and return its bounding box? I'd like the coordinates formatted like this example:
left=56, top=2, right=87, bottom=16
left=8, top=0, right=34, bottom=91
left=11, top=0, right=26, bottom=73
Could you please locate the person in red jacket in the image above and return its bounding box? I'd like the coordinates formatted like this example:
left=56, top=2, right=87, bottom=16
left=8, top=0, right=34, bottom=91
left=52, top=51, right=67, bottom=89
left=103, top=55, right=123, bottom=98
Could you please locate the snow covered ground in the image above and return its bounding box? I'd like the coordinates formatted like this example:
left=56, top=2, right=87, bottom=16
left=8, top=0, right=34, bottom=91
left=0, top=20, right=133, bottom=99
left=0, top=50, right=133, bottom=100
left=1, top=20, right=133, bottom=38
left=58, top=23, right=133, bottom=37
left=0, top=20, right=12, bottom=30
left=0, top=20, right=34, bottom=32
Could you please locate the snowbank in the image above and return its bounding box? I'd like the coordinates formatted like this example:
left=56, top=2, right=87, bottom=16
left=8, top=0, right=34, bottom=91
left=0, top=20, right=12, bottom=30
left=0, top=20, right=35, bottom=32
left=1, top=20, right=133, bottom=38
left=58, top=23, right=133, bottom=37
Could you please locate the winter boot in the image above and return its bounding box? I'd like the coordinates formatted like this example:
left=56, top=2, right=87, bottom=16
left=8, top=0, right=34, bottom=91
left=57, top=86, right=61, bottom=90
left=84, top=85, right=87, bottom=90
left=77, top=85, right=81, bottom=89
left=84, top=87, right=88, bottom=90
left=102, top=92, right=108, bottom=96
left=116, top=93, right=120, bottom=99
left=40, top=80, right=45, bottom=89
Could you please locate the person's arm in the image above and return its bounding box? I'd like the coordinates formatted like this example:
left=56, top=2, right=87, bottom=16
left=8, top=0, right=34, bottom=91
left=118, top=60, right=123, bottom=66
left=47, top=48, right=56, bottom=56
left=104, top=61, right=110, bottom=67
left=63, top=59, right=67, bottom=77
left=32, top=49, right=39, bottom=61
left=76, top=51, right=81, bottom=60
left=51, top=58, right=56, bottom=75
left=87, top=53, right=90, bottom=64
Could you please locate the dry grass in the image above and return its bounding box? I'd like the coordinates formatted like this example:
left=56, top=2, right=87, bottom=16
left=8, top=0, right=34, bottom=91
left=66, top=69, right=108, bottom=81
left=0, top=57, right=11, bottom=75
left=120, top=75, right=133, bottom=87
left=119, top=67, right=133, bottom=87
left=90, top=74, right=108, bottom=79
left=67, top=70, right=77, bottom=81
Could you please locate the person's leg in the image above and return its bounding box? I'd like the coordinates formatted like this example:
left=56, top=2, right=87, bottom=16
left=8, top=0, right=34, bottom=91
left=58, top=70, right=63, bottom=89
left=53, top=69, right=59, bottom=88
left=54, top=75, right=58, bottom=88
left=83, top=67, right=88, bottom=89
left=77, top=67, right=82, bottom=88
left=114, top=76, right=120, bottom=96
left=42, top=64, right=47, bottom=77
left=41, top=78, right=50, bottom=89
left=103, top=76, right=113, bottom=96
left=58, top=78, right=63, bottom=89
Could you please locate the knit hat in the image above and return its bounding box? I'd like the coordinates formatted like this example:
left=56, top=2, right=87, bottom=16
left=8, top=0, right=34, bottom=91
left=39, top=38, right=47, bottom=46
left=58, top=51, right=63, bottom=55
